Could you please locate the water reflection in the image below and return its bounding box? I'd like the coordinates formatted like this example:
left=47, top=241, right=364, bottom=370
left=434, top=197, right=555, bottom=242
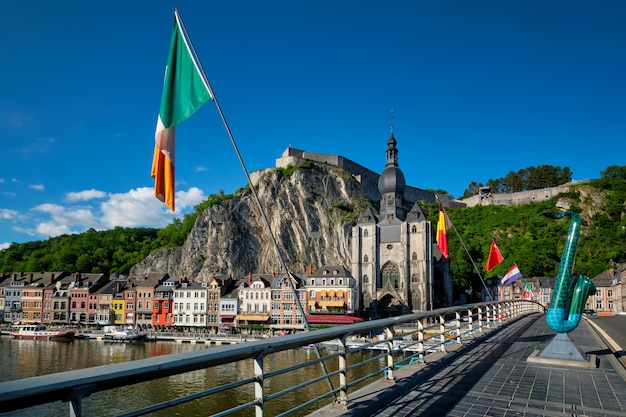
left=0, top=338, right=389, bottom=417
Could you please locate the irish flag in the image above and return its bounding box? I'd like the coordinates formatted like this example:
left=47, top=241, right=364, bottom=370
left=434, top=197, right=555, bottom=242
left=151, top=9, right=213, bottom=211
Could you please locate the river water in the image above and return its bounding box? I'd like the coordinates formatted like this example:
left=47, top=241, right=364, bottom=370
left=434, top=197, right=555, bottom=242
left=0, top=335, right=386, bottom=416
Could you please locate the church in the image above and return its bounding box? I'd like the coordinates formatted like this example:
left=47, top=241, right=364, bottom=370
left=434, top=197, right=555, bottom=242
left=350, top=132, right=453, bottom=318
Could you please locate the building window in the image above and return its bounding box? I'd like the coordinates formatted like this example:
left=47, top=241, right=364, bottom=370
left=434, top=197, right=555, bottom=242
left=412, top=252, right=417, bottom=261
left=381, top=262, right=399, bottom=289
left=364, top=229, right=369, bottom=237
left=364, top=255, right=368, bottom=263
left=363, top=275, right=369, bottom=284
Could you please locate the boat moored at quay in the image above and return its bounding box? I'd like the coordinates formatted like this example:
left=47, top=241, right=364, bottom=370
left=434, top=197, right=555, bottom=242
left=9, top=325, right=75, bottom=341
left=102, top=325, right=146, bottom=342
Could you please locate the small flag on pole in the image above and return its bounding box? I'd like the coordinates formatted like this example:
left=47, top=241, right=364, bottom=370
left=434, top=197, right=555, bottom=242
left=436, top=207, right=450, bottom=258
left=522, top=282, right=533, bottom=299
left=485, top=240, right=504, bottom=271
left=152, top=9, right=213, bottom=212
left=501, top=263, right=522, bottom=285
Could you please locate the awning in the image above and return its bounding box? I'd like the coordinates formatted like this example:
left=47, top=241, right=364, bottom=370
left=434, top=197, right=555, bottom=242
left=328, top=290, right=336, bottom=297
left=220, top=315, right=236, bottom=319
left=320, top=290, right=327, bottom=296
left=320, top=301, right=345, bottom=307
left=237, top=315, right=270, bottom=321
left=336, top=290, right=344, bottom=297
left=306, top=315, right=364, bottom=325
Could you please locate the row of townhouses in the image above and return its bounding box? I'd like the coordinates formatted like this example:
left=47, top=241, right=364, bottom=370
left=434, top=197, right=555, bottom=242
left=0, top=265, right=364, bottom=334
left=1, top=263, right=624, bottom=334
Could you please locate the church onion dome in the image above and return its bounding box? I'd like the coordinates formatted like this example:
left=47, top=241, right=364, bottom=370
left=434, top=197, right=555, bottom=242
left=377, top=132, right=406, bottom=195
left=378, top=166, right=406, bottom=195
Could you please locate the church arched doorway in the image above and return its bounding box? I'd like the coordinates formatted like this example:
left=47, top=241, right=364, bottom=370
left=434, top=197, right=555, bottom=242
left=377, top=294, right=405, bottom=317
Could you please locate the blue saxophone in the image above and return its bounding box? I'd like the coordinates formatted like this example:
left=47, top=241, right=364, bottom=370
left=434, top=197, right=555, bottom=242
left=545, top=210, right=596, bottom=333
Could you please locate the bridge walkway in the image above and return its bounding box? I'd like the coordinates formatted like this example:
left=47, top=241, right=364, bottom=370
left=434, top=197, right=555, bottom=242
left=309, top=314, right=626, bottom=417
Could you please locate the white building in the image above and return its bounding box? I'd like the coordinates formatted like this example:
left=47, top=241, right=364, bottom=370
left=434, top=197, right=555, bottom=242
left=172, top=281, right=208, bottom=328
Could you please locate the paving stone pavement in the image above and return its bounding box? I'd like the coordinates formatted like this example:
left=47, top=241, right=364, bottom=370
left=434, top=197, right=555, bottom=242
left=308, top=314, right=626, bottom=417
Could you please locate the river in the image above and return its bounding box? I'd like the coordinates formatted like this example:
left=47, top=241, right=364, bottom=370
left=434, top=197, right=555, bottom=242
left=0, top=335, right=386, bottom=416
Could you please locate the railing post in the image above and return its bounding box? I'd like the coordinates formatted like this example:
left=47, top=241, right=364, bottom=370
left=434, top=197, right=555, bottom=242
left=454, top=311, right=462, bottom=344
left=254, top=353, right=264, bottom=417
left=67, top=384, right=96, bottom=417
left=438, top=315, right=446, bottom=352
left=417, top=319, right=425, bottom=360
left=383, top=328, right=394, bottom=381
left=336, top=339, right=349, bottom=407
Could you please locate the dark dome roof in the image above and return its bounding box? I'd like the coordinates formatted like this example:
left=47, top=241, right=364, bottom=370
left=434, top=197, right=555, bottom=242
left=378, top=166, right=406, bottom=195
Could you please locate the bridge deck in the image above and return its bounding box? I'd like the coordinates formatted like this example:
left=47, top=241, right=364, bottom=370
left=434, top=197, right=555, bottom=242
left=309, top=314, right=626, bottom=417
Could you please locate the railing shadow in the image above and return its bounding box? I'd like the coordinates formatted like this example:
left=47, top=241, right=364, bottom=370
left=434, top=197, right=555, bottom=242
left=335, top=314, right=539, bottom=416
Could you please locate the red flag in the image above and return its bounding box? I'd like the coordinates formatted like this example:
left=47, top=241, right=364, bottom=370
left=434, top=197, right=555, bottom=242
left=485, top=240, right=504, bottom=271
left=436, top=210, right=449, bottom=258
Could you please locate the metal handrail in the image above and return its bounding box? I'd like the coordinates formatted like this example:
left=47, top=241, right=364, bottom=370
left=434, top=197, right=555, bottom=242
left=0, top=300, right=544, bottom=417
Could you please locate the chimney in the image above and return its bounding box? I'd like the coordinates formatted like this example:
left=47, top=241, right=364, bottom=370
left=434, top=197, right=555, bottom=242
left=74, top=272, right=80, bottom=282
left=306, top=265, right=313, bottom=275
left=248, top=272, right=252, bottom=284
left=610, top=268, right=615, bottom=277
left=27, top=273, right=34, bottom=284
left=12, top=273, right=17, bottom=282
left=49, top=273, right=55, bottom=285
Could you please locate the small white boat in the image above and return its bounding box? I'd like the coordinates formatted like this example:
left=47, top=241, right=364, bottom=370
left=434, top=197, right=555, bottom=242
left=102, top=326, right=145, bottom=342
left=320, top=339, right=344, bottom=351
left=10, top=325, right=74, bottom=341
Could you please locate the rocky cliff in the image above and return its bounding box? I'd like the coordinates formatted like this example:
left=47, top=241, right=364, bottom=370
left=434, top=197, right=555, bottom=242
left=129, top=163, right=373, bottom=281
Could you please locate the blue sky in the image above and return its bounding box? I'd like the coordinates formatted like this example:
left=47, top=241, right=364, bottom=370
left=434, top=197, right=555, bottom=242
left=1, top=1, right=624, bottom=249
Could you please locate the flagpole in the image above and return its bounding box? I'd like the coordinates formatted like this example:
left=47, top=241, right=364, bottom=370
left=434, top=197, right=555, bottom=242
left=435, top=196, right=495, bottom=301
left=173, top=8, right=335, bottom=394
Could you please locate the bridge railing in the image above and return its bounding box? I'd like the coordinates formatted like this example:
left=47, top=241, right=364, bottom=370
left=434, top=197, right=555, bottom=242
left=0, top=300, right=544, bottom=417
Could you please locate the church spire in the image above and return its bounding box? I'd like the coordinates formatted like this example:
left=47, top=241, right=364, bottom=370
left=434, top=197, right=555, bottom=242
left=378, top=127, right=406, bottom=222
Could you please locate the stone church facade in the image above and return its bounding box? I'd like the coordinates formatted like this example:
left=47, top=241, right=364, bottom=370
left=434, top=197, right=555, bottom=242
left=351, top=133, right=453, bottom=317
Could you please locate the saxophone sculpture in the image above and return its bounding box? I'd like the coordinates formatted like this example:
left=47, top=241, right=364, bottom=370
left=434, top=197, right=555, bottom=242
left=545, top=210, right=596, bottom=333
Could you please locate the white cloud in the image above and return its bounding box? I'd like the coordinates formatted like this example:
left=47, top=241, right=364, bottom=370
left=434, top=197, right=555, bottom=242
left=34, top=222, right=76, bottom=238
left=100, top=187, right=173, bottom=229
left=5, top=186, right=206, bottom=241
left=176, top=187, right=206, bottom=209
left=29, top=183, right=45, bottom=191
left=0, top=242, right=10, bottom=250
left=32, top=203, right=99, bottom=234
left=0, top=178, right=5, bottom=183
left=195, top=166, right=207, bottom=172
left=0, top=208, right=19, bottom=220
left=66, top=189, right=107, bottom=202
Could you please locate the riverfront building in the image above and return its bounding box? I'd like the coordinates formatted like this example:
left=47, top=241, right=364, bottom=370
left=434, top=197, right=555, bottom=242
left=172, top=280, right=209, bottom=328
left=153, top=277, right=176, bottom=328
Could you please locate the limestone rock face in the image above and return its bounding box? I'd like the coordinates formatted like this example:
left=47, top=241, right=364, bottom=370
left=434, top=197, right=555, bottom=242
left=129, top=164, right=372, bottom=281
